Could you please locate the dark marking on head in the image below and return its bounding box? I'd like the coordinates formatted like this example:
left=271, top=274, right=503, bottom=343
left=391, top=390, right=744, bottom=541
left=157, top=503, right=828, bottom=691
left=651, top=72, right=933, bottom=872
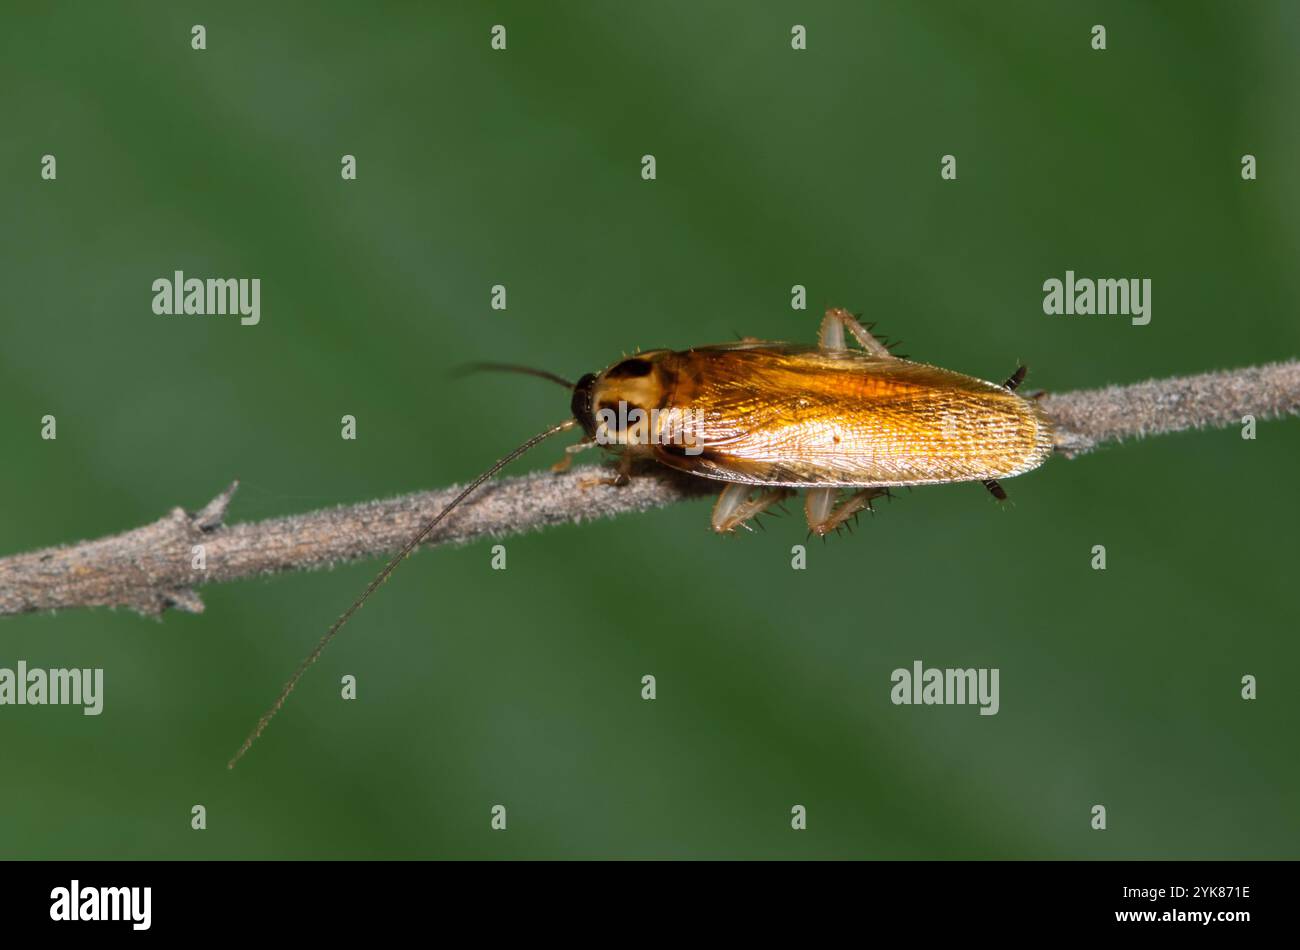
left=605, top=357, right=654, bottom=380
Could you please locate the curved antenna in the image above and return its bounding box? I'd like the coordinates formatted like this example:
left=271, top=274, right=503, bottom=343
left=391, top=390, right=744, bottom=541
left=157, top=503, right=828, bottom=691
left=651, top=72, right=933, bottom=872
left=228, top=417, right=579, bottom=768
left=451, top=362, right=575, bottom=390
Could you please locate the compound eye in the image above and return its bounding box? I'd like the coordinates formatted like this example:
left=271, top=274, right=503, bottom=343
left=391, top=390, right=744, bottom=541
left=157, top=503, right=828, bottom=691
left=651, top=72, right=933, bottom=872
left=570, top=373, right=598, bottom=435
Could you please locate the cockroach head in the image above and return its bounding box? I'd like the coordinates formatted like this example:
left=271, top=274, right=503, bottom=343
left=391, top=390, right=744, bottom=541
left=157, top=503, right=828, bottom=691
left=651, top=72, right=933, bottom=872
left=574, top=354, right=670, bottom=439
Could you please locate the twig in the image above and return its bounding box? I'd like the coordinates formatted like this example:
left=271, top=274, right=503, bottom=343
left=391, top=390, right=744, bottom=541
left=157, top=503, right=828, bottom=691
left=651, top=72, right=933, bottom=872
left=1042, top=359, right=1299, bottom=457
left=1, top=360, right=1296, bottom=618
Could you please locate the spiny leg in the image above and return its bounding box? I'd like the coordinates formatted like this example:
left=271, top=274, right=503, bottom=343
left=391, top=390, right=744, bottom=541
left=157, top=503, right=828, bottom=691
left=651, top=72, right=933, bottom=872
left=551, top=437, right=597, bottom=473
left=819, top=307, right=895, bottom=359
left=712, top=484, right=795, bottom=534
left=579, top=452, right=634, bottom=489
left=804, top=486, right=889, bottom=537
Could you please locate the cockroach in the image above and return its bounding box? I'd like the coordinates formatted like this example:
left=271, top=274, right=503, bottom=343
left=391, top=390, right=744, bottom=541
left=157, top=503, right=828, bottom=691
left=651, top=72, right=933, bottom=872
left=228, top=308, right=1052, bottom=766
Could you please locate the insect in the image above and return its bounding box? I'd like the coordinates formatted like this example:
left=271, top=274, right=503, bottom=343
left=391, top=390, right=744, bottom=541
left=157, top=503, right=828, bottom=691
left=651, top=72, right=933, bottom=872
left=228, top=308, right=1052, bottom=766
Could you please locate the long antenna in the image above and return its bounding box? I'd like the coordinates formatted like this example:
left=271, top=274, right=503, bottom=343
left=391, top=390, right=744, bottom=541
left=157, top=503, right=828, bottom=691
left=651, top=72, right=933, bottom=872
left=451, top=362, right=575, bottom=390
left=228, top=417, right=579, bottom=768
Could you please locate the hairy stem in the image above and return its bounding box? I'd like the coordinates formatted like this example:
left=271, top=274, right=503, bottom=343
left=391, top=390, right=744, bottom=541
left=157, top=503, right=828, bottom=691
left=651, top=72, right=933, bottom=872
left=1, top=360, right=1296, bottom=618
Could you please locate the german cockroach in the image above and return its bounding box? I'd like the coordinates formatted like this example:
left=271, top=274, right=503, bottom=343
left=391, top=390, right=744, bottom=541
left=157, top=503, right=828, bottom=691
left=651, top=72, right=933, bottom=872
left=229, top=308, right=1052, bottom=766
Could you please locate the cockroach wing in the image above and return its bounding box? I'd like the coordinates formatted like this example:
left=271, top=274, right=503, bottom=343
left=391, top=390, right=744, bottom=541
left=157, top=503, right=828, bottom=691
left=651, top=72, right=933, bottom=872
left=652, top=345, right=1054, bottom=488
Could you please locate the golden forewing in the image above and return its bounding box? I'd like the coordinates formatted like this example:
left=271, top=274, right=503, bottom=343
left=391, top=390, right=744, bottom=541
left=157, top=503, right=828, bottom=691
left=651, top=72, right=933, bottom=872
left=653, top=345, right=1054, bottom=487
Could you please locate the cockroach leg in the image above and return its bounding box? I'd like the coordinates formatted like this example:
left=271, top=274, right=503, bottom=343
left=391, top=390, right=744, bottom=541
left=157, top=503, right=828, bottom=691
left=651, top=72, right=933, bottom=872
left=712, top=484, right=795, bottom=534
left=819, top=307, right=894, bottom=359
left=804, top=486, right=889, bottom=536
left=982, top=478, right=1008, bottom=501
left=578, top=453, right=634, bottom=489
left=804, top=487, right=836, bottom=530
left=579, top=473, right=630, bottom=489
left=1002, top=365, right=1028, bottom=392
left=551, top=437, right=597, bottom=473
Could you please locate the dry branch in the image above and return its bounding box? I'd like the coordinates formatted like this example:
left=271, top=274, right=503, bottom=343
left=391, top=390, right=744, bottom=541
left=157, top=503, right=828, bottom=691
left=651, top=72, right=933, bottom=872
left=1, top=360, right=1296, bottom=618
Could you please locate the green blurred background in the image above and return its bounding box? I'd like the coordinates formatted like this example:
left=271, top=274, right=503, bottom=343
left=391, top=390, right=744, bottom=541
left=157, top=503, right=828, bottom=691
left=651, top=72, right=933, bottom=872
left=2, top=1, right=1297, bottom=859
